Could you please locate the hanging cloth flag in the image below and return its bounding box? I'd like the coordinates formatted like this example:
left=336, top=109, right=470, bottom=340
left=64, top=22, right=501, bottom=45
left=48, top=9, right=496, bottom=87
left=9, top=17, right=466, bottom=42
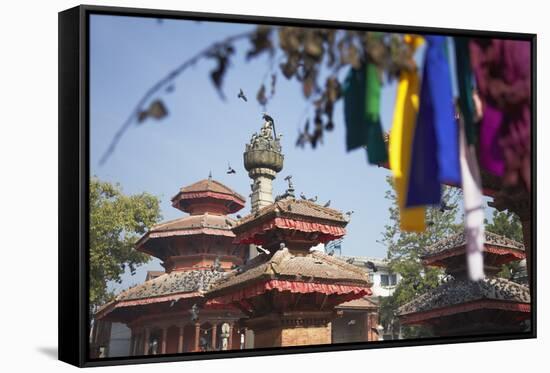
left=469, top=39, right=531, bottom=190
left=389, top=35, right=426, bottom=232
left=364, top=63, right=388, bottom=164
left=343, top=65, right=368, bottom=151
left=406, top=36, right=461, bottom=207
left=343, top=58, right=387, bottom=164
left=454, top=37, right=477, bottom=145
left=458, top=113, right=485, bottom=281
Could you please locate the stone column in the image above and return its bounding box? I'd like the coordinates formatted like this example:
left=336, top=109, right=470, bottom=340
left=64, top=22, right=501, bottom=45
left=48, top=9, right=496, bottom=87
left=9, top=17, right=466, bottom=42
left=364, top=312, right=370, bottom=341
left=194, top=323, right=201, bottom=352
left=228, top=324, right=234, bottom=350
left=143, top=328, right=150, bottom=356
left=129, top=330, right=135, bottom=356
left=133, top=332, right=139, bottom=356
left=161, top=327, right=167, bottom=354
left=211, top=324, right=218, bottom=351
left=249, top=169, right=277, bottom=213
left=177, top=325, right=185, bottom=353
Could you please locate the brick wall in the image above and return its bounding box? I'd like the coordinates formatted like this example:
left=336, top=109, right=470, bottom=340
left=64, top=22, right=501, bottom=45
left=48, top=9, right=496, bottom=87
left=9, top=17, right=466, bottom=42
left=253, top=327, right=282, bottom=348
left=281, top=324, right=331, bottom=346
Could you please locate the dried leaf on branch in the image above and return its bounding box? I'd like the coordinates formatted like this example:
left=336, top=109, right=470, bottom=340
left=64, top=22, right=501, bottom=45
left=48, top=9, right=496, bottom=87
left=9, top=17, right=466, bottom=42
left=246, top=26, right=274, bottom=60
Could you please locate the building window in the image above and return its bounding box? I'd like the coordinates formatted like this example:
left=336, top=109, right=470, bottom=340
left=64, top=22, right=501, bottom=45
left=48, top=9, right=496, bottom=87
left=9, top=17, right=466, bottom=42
left=368, top=273, right=374, bottom=282
left=381, top=274, right=397, bottom=287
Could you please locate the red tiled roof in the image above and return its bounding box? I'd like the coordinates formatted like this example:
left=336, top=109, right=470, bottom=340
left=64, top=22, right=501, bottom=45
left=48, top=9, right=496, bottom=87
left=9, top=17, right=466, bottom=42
left=231, top=198, right=348, bottom=246
left=150, top=214, right=235, bottom=234
left=96, top=269, right=228, bottom=319
left=136, top=213, right=236, bottom=251
left=234, top=198, right=347, bottom=228
left=174, top=178, right=246, bottom=202
left=337, top=296, right=378, bottom=310
left=421, top=232, right=526, bottom=267
left=397, top=277, right=530, bottom=318
left=171, top=179, right=245, bottom=214
left=207, top=248, right=371, bottom=297
left=422, top=231, right=525, bottom=258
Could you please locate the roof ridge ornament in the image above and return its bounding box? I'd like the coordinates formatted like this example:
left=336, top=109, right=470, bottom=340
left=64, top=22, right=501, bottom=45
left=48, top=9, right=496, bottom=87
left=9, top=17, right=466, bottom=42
left=275, top=175, right=296, bottom=202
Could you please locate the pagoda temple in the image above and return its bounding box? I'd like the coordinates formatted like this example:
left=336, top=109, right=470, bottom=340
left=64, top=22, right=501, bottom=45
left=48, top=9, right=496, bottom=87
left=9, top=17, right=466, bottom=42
left=94, top=116, right=376, bottom=355
left=397, top=231, right=530, bottom=336
left=95, top=177, right=248, bottom=355
left=206, top=118, right=372, bottom=348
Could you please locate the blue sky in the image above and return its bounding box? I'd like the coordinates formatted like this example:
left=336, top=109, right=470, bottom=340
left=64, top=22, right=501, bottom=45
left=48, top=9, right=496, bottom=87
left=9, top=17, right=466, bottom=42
left=89, top=15, right=490, bottom=293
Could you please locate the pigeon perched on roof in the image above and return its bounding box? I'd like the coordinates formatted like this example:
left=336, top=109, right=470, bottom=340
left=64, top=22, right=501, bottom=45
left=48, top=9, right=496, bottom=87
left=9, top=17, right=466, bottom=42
left=257, top=246, right=270, bottom=255
left=366, top=261, right=378, bottom=272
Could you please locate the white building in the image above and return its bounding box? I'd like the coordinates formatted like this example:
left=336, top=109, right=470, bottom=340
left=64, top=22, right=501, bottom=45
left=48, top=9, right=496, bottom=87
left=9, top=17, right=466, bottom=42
left=340, top=256, right=401, bottom=297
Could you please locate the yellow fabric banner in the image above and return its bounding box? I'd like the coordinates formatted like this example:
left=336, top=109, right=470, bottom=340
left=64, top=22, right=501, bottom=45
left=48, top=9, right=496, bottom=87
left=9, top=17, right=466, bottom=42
left=389, top=35, right=426, bottom=232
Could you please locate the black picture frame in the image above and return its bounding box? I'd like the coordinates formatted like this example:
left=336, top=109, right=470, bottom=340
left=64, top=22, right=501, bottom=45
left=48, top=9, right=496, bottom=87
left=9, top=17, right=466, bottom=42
left=58, top=4, right=537, bottom=368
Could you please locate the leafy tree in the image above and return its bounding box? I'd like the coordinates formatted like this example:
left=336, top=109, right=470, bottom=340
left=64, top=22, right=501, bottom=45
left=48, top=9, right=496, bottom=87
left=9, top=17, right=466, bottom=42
left=89, top=177, right=162, bottom=317
left=485, top=210, right=523, bottom=243
left=379, top=176, right=462, bottom=339
left=485, top=210, right=523, bottom=279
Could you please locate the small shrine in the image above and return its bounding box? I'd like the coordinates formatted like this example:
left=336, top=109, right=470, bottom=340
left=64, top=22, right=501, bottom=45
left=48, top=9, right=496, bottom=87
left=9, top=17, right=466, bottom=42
left=397, top=231, right=530, bottom=336
left=95, top=177, right=248, bottom=355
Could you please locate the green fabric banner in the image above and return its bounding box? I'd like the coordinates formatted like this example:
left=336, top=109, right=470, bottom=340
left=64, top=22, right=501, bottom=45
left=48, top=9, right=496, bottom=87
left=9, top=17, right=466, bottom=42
left=343, top=63, right=387, bottom=164
left=454, top=36, right=477, bottom=145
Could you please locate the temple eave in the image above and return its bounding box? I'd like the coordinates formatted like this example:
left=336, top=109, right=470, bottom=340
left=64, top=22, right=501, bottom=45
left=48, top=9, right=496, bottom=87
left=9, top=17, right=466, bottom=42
left=400, top=299, right=531, bottom=326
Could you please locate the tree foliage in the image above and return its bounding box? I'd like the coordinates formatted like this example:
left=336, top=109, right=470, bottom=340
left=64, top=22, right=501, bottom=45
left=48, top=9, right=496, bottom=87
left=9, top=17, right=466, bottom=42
left=89, top=177, right=162, bottom=315
left=379, top=176, right=462, bottom=339
left=485, top=210, right=523, bottom=243
left=485, top=209, right=524, bottom=279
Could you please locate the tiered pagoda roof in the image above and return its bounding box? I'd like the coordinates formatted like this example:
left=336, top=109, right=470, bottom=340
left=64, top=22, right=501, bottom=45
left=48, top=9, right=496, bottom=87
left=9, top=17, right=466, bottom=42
left=206, top=248, right=371, bottom=307
left=232, top=198, right=348, bottom=246
left=135, top=177, right=246, bottom=264
left=398, top=277, right=530, bottom=325
left=171, top=178, right=245, bottom=214
left=96, top=269, right=228, bottom=320
left=397, top=231, right=530, bottom=333
left=136, top=214, right=237, bottom=257
left=421, top=231, right=525, bottom=267
left=97, top=178, right=246, bottom=322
